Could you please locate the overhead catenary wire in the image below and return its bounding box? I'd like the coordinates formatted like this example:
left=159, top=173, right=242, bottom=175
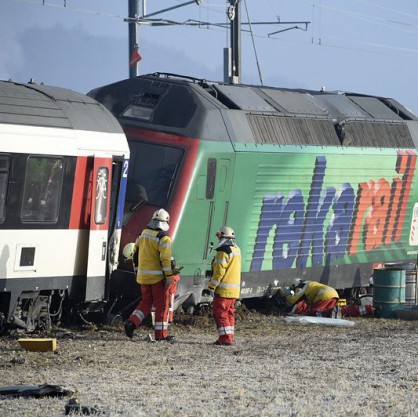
left=13, top=0, right=125, bottom=18
left=243, top=0, right=264, bottom=85
left=12, top=0, right=418, bottom=35
left=295, top=0, right=418, bottom=34
left=9, top=0, right=418, bottom=64
left=351, top=0, right=418, bottom=20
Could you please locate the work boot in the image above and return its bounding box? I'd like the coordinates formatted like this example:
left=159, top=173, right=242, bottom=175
left=123, top=320, right=135, bottom=339
left=155, top=335, right=176, bottom=344
left=214, top=340, right=235, bottom=346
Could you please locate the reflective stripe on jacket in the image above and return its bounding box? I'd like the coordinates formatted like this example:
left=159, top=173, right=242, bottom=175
left=134, top=228, right=173, bottom=285
left=286, top=281, right=339, bottom=305
left=209, top=245, right=241, bottom=299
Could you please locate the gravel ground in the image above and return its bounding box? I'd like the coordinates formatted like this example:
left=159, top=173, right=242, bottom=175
left=1, top=308, right=418, bottom=417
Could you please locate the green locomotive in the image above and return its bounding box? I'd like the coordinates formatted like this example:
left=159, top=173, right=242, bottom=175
left=89, top=73, right=418, bottom=308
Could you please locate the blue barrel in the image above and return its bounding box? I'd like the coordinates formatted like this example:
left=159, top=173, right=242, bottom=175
left=373, top=268, right=405, bottom=318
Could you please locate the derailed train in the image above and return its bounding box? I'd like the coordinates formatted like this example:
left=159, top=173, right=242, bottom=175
left=88, top=72, right=418, bottom=311
left=2, top=72, right=418, bottom=333
left=0, top=80, right=129, bottom=334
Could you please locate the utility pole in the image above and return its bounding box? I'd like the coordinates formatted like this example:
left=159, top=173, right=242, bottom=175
left=128, top=0, right=140, bottom=78
left=227, top=1, right=241, bottom=84
left=126, top=1, right=201, bottom=79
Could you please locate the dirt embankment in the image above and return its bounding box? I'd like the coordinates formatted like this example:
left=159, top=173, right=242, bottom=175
left=1, top=309, right=418, bottom=417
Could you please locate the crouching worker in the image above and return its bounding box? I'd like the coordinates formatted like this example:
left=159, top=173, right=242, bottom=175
left=281, top=279, right=339, bottom=317
left=123, top=209, right=177, bottom=343
left=208, top=226, right=241, bottom=346
left=281, top=279, right=375, bottom=318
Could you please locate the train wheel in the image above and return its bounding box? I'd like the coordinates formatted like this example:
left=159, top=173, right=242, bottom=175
left=104, top=314, right=123, bottom=326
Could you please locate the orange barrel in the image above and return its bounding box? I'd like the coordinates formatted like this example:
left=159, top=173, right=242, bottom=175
left=373, top=267, right=405, bottom=318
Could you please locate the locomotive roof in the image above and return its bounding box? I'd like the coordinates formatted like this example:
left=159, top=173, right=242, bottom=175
left=0, top=80, right=124, bottom=134
left=89, top=73, right=418, bottom=148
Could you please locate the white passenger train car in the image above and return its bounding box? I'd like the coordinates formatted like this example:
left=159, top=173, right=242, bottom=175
left=0, top=80, right=129, bottom=333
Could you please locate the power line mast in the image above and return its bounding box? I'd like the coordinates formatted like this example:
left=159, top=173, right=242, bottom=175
left=228, top=1, right=241, bottom=84
left=128, top=0, right=140, bottom=79
left=126, top=0, right=202, bottom=79
left=126, top=0, right=310, bottom=84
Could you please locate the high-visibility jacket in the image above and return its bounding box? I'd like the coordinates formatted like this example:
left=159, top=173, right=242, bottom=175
left=209, top=244, right=241, bottom=299
left=286, top=281, right=339, bottom=305
left=133, top=228, right=173, bottom=285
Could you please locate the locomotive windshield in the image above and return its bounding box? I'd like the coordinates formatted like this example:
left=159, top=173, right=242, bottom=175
left=126, top=139, right=183, bottom=208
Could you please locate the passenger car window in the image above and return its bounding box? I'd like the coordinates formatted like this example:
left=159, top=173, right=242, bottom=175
left=21, top=157, right=64, bottom=222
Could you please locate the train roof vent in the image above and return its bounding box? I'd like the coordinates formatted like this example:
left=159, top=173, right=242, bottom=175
left=313, top=94, right=369, bottom=122
left=214, top=85, right=276, bottom=111
left=120, top=92, right=160, bottom=121
left=132, top=93, right=160, bottom=108
left=383, top=98, right=418, bottom=121
left=347, top=95, right=403, bottom=121
left=260, top=88, right=328, bottom=116
left=151, top=80, right=170, bottom=90
left=341, top=121, right=414, bottom=147
left=247, top=115, right=340, bottom=146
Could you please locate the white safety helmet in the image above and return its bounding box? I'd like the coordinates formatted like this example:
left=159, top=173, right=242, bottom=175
left=152, top=208, right=170, bottom=223
left=290, top=278, right=304, bottom=289
left=216, top=226, right=235, bottom=239
left=122, top=242, right=135, bottom=260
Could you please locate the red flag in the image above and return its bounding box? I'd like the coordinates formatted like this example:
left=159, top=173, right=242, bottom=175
left=130, top=50, right=142, bottom=67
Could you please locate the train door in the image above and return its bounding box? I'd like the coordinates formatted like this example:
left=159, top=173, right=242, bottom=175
left=107, top=158, right=125, bottom=242
left=85, top=155, right=113, bottom=301
left=203, top=157, right=232, bottom=263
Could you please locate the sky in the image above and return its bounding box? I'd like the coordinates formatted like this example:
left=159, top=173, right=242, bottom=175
left=2, top=0, right=418, bottom=114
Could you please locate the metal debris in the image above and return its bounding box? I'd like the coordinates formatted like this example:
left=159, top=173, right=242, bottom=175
left=64, top=398, right=109, bottom=416
left=0, top=384, right=73, bottom=397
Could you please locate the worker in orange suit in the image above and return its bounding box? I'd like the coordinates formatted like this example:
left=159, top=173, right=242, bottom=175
left=281, top=279, right=374, bottom=318
left=208, top=226, right=241, bottom=346
left=123, top=208, right=177, bottom=342
left=150, top=258, right=181, bottom=324
left=166, top=258, right=181, bottom=323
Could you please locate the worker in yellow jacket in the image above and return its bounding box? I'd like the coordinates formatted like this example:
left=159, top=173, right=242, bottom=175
left=281, top=279, right=339, bottom=317
left=281, top=278, right=375, bottom=318
left=208, top=226, right=241, bottom=346
left=124, top=208, right=176, bottom=342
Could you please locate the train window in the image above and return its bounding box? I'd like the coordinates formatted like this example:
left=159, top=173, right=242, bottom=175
left=21, top=157, right=64, bottom=222
left=0, top=156, right=10, bottom=222
left=206, top=158, right=216, bottom=199
left=94, top=167, right=108, bottom=224
left=122, top=105, right=153, bottom=121
left=127, top=140, right=183, bottom=207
